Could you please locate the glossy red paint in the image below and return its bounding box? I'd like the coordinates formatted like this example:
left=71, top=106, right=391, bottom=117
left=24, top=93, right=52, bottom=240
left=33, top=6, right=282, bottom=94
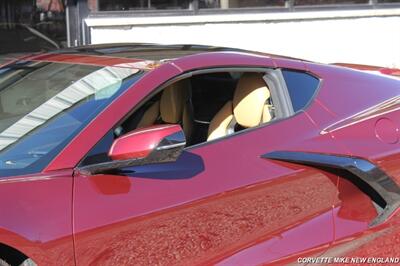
left=0, top=170, right=74, bottom=265
left=73, top=112, right=339, bottom=265
left=375, top=117, right=399, bottom=144
left=172, top=51, right=275, bottom=71
left=109, top=124, right=182, bottom=160
left=333, top=63, right=400, bottom=77
left=0, top=46, right=399, bottom=265
left=307, top=62, right=399, bottom=120
left=322, top=99, right=400, bottom=183
left=335, top=213, right=400, bottom=258
left=217, top=209, right=333, bottom=265
left=29, top=53, right=154, bottom=69
left=82, top=173, right=333, bottom=265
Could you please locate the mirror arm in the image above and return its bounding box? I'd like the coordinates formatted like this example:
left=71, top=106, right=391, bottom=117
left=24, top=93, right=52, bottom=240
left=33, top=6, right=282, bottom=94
left=76, top=142, right=185, bottom=176
left=76, top=157, right=144, bottom=176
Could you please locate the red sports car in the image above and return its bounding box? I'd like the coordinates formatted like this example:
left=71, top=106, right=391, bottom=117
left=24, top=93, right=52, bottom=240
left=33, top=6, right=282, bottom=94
left=0, top=44, right=399, bottom=266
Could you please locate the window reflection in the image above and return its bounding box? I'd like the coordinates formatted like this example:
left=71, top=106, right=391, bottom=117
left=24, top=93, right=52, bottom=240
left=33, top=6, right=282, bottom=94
left=294, top=0, right=368, bottom=5
left=220, top=0, right=285, bottom=8
left=97, top=0, right=384, bottom=11
left=0, top=61, right=142, bottom=175
left=99, top=0, right=194, bottom=11
left=96, top=0, right=396, bottom=11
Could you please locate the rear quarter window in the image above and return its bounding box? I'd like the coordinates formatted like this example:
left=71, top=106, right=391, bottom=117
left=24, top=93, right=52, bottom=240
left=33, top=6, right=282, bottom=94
left=282, top=70, right=319, bottom=112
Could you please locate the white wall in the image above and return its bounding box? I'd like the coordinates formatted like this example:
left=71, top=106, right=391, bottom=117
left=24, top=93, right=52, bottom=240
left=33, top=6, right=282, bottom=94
left=87, top=8, right=400, bottom=68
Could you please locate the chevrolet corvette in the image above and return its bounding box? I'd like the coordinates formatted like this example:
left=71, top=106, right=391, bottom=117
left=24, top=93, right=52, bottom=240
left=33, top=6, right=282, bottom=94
left=0, top=44, right=399, bottom=265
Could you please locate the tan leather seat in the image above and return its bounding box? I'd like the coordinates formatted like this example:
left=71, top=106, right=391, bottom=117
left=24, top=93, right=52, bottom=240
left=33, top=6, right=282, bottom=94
left=207, top=73, right=271, bottom=141
left=137, top=79, right=193, bottom=141
left=136, top=101, right=160, bottom=128
left=207, top=101, right=234, bottom=141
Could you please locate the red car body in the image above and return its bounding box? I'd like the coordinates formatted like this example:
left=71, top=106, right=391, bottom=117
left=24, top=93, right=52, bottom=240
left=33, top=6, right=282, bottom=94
left=0, top=44, right=399, bottom=265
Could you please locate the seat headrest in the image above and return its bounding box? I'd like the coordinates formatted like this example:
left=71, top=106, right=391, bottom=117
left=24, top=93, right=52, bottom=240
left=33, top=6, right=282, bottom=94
left=160, top=80, right=189, bottom=123
left=233, top=73, right=270, bottom=128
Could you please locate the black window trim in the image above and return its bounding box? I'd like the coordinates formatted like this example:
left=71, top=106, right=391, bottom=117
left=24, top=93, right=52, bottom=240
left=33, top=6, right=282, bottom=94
left=263, top=69, right=294, bottom=119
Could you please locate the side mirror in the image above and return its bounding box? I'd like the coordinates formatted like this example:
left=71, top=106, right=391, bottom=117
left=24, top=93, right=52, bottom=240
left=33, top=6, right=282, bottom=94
left=78, top=124, right=186, bottom=175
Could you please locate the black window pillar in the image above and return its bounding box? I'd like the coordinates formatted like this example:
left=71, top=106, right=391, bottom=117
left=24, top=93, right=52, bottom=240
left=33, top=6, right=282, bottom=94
left=66, top=0, right=90, bottom=47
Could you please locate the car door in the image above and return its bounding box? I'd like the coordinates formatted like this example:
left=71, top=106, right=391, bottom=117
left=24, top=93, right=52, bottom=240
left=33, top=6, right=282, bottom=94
left=71, top=61, right=346, bottom=265
left=72, top=110, right=340, bottom=265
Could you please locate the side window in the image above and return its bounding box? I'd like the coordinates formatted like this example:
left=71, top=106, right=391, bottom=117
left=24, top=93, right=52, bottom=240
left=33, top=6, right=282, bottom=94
left=80, top=70, right=278, bottom=166
left=282, top=70, right=320, bottom=112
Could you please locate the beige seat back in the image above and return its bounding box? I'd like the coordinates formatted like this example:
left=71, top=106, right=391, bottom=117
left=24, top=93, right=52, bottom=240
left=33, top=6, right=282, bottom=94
left=136, top=101, right=160, bottom=128
left=160, top=80, right=188, bottom=123
left=233, top=73, right=271, bottom=127
left=207, top=73, right=271, bottom=141
left=137, top=79, right=193, bottom=140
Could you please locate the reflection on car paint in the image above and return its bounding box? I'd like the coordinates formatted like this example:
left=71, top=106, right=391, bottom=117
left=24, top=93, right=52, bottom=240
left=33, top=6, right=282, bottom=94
left=74, top=170, right=337, bottom=265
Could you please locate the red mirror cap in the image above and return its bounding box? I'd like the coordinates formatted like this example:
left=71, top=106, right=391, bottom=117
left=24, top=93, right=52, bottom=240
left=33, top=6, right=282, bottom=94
left=108, top=124, right=183, bottom=161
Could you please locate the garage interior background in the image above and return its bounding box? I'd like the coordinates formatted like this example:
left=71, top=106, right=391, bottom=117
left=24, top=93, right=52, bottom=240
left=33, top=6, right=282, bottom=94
left=1, top=0, right=399, bottom=68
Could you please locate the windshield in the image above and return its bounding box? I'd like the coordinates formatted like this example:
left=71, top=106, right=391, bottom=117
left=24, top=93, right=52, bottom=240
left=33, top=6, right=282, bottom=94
left=0, top=61, right=143, bottom=177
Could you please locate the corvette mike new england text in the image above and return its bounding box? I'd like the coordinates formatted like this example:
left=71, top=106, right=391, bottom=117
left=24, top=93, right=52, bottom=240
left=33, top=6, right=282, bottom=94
left=297, top=257, right=400, bottom=264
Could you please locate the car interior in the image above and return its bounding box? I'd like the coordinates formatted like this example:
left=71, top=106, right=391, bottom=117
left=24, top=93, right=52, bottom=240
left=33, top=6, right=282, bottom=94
left=79, top=67, right=323, bottom=167
left=117, top=70, right=276, bottom=147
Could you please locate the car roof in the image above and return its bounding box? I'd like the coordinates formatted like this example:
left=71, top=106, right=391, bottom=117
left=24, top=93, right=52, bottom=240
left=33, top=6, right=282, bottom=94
left=56, top=43, right=245, bottom=60
left=19, top=43, right=304, bottom=70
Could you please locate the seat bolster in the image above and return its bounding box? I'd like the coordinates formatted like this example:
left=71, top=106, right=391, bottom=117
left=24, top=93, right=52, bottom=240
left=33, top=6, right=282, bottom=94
left=136, top=101, right=160, bottom=128
left=160, top=81, right=187, bottom=123
left=207, top=101, right=234, bottom=141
